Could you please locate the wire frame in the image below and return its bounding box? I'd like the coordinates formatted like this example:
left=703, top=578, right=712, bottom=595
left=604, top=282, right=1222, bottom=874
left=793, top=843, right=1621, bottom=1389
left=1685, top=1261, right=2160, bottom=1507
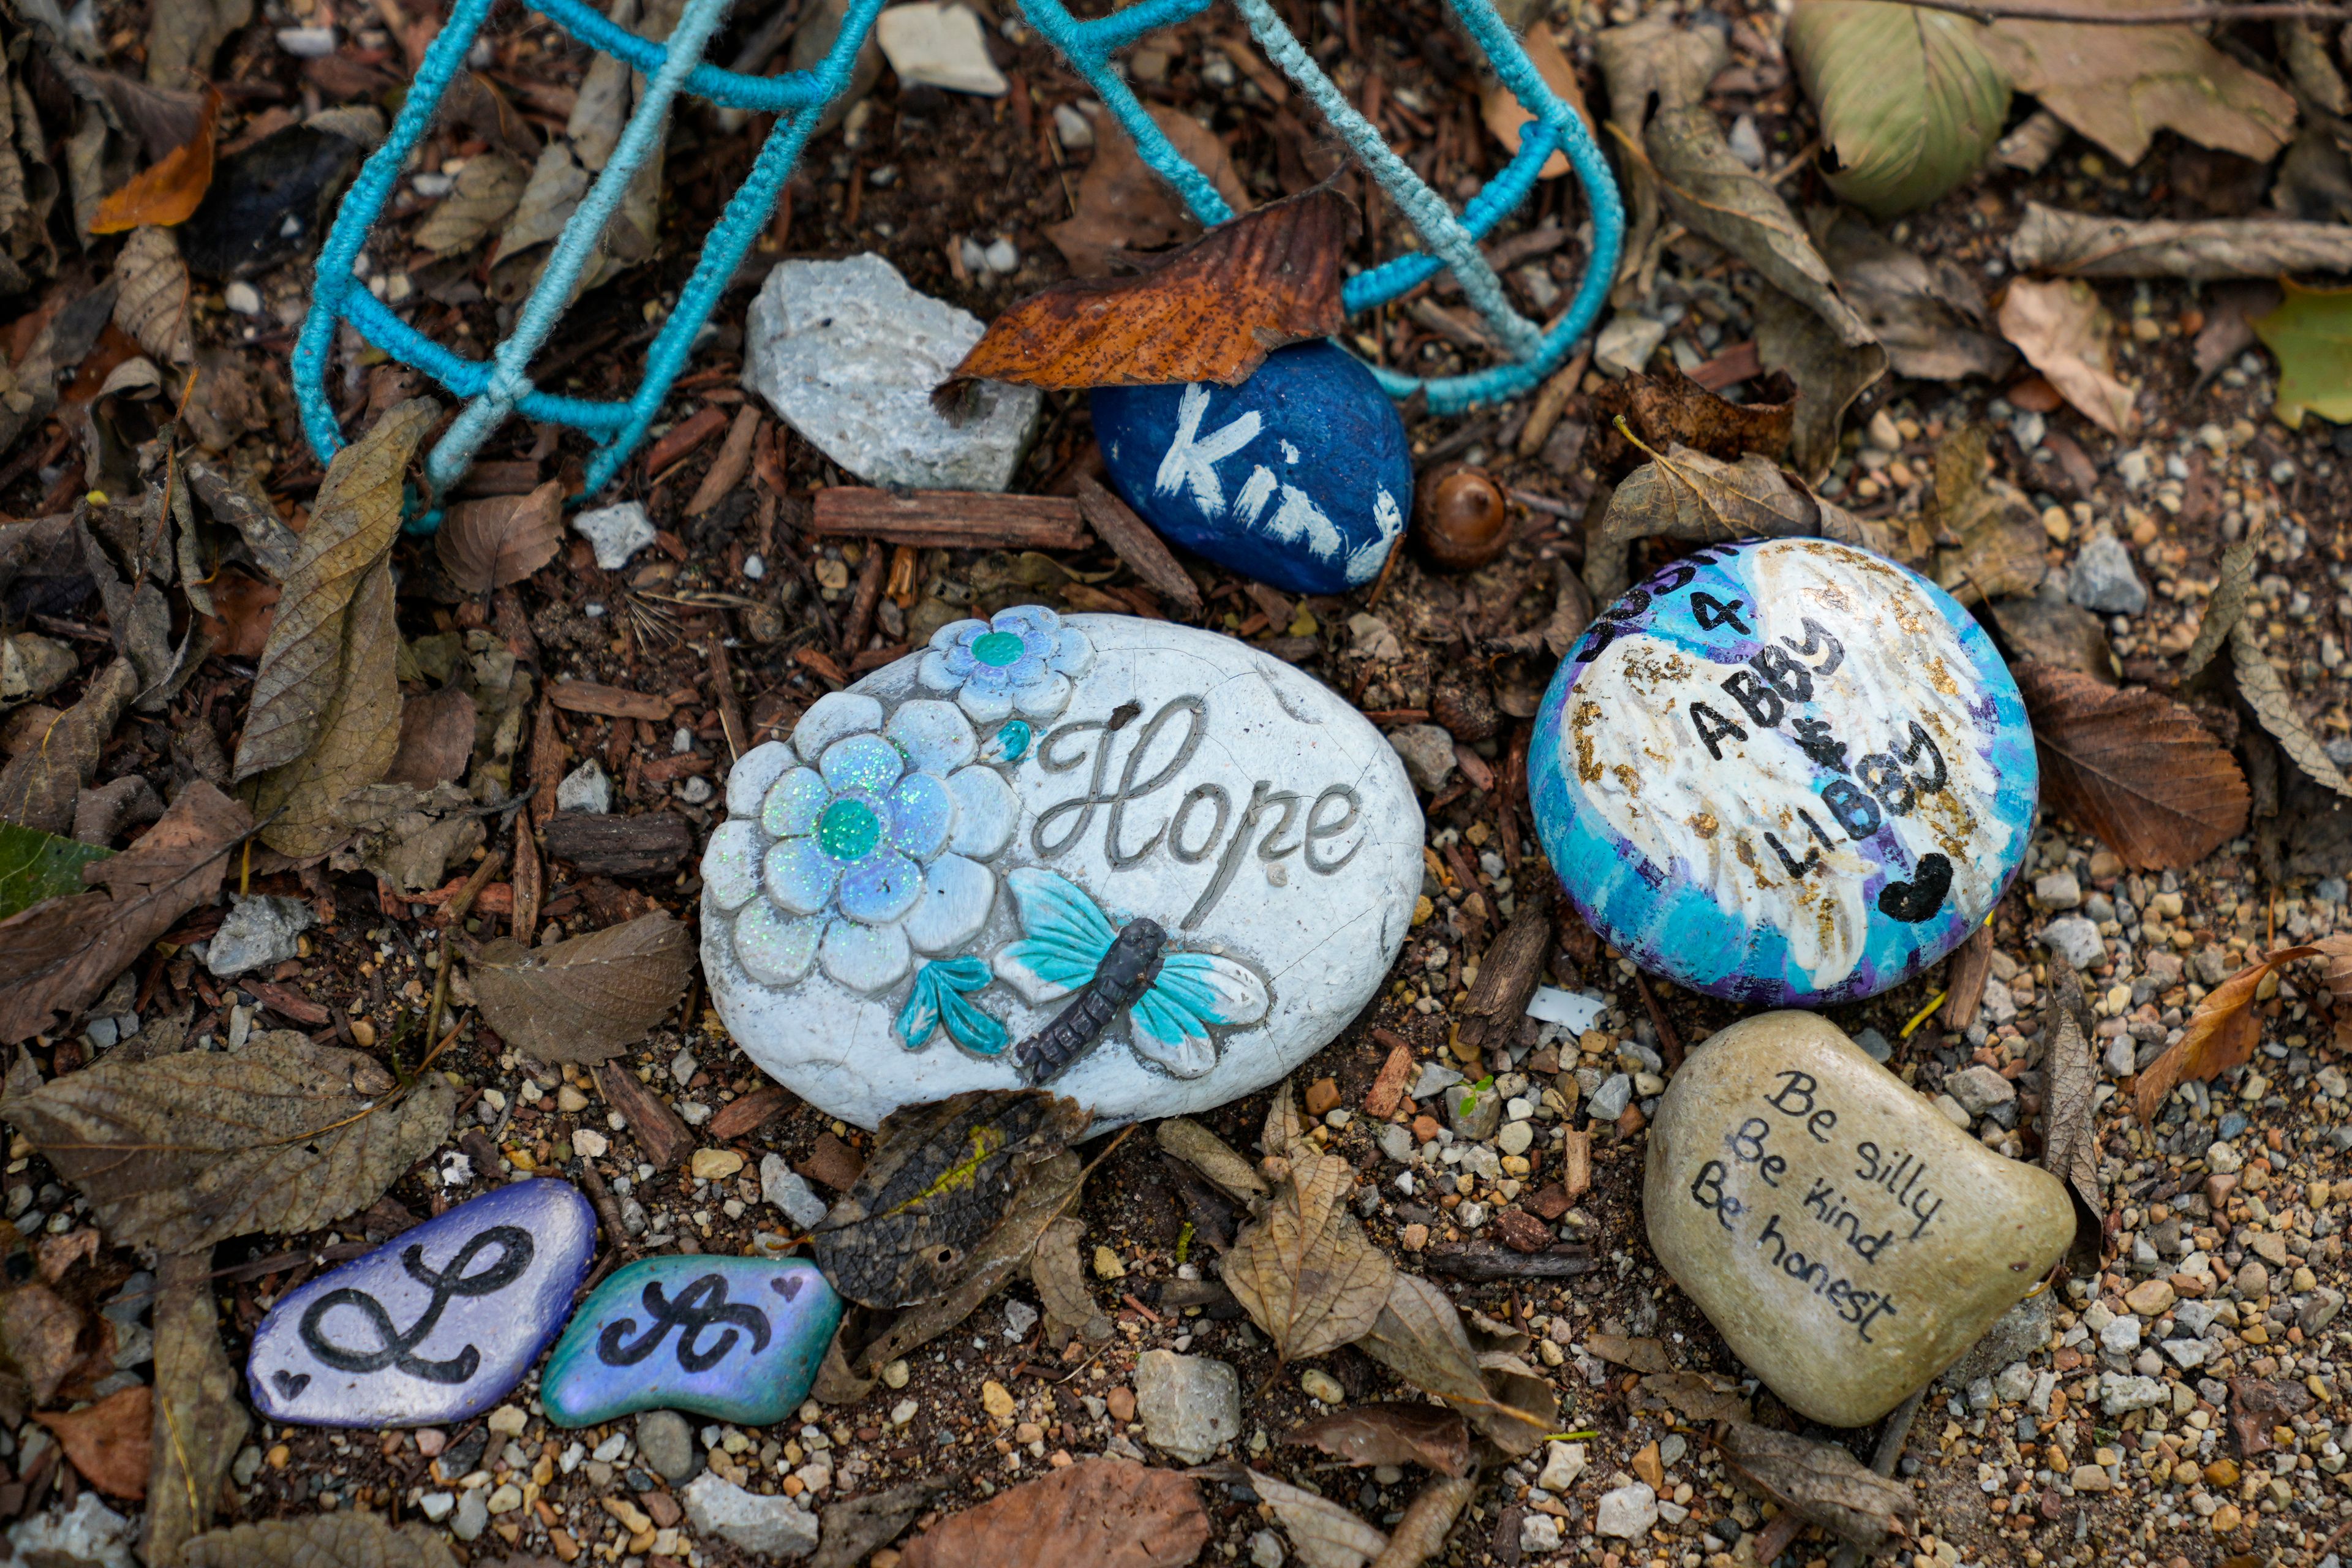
left=293, top=0, right=1621, bottom=518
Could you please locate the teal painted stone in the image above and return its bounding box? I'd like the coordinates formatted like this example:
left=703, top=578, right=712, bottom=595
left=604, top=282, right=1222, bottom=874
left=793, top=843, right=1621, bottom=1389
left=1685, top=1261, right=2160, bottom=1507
left=540, top=1256, right=843, bottom=1428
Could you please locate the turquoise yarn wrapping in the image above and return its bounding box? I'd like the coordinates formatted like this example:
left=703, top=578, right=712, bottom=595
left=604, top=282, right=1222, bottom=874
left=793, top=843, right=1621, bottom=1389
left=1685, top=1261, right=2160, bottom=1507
left=295, top=0, right=1621, bottom=521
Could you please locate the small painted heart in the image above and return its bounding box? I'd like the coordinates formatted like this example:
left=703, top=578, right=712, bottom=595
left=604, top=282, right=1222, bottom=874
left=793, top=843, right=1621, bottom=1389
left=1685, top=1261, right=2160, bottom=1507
left=271, top=1370, right=312, bottom=1400
left=1877, top=853, right=1953, bottom=923
left=772, top=1275, right=803, bottom=1300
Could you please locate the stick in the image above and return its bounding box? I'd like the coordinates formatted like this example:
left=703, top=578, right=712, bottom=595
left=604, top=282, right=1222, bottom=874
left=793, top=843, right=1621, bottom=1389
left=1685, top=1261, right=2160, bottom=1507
left=1826, top=1387, right=1928, bottom=1568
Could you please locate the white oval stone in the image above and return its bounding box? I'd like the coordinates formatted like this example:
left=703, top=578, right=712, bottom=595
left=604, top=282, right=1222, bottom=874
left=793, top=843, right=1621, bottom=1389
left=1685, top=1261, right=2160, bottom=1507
left=703, top=610, right=1422, bottom=1128
left=1644, top=1011, right=2073, bottom=1427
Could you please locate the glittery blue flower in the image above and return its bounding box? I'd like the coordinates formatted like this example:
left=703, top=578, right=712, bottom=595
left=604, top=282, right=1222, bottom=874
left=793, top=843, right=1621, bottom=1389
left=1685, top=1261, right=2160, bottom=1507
left=917, top=605, right=1094, bottom=723
left=703, top=691, right=1019, bottom=995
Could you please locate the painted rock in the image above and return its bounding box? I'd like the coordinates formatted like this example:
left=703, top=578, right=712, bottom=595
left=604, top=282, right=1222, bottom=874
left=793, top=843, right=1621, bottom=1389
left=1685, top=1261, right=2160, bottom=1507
left=540, top=1256, right=843, bottom=1427
left=699, top=606, right=1422, bottom=1129
left=1091, top=342, right=1411, bottom=596
left=1645, top=1012, right=2073, bottom=1426
left=247, top=1180, right=595, bottom=1427
left=1528, top=537, right=2035, bottom=1005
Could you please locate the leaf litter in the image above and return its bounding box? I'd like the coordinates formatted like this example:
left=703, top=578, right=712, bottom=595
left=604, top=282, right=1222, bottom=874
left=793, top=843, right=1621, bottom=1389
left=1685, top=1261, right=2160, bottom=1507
left=467, top=910, right=693, bottom=1065
left=1284, top=1401, right=1471, bottom=1477
left=898, top=1457, right=1209, bottom=1568
left=2134, top=945, right=2321, bottom=1121
left=2012, top=662, right=2250, bottom=869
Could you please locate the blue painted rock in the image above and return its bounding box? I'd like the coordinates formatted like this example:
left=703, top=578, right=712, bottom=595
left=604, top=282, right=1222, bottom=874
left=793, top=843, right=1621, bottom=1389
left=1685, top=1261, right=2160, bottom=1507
left=1528, top=538, right=2035, bottom=1005
left=1091, top=342, right=1411, bottom=595
left=540, top=1256, right=843, bottom=1427
left=247, top=1180, right=596, bottom=1427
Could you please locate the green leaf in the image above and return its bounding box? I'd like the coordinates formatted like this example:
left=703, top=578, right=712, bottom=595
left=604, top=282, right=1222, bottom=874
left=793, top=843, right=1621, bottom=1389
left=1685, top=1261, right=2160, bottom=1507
left=0, top=823, right=110, bottom=920
left=1789, top=0, right=2010, bottom=218
left=2253, top=280, right=2352, bottom=429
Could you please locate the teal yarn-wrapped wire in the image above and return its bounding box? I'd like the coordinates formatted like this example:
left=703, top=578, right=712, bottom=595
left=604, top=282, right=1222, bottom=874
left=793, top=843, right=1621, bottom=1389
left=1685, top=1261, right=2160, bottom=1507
left=295, top=0, right=1621, bottom=520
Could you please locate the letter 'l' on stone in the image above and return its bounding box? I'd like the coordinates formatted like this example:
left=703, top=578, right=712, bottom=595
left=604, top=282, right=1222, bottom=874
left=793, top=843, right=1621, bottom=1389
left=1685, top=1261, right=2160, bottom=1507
left=1643, top=1011, right=2072, bottom=1427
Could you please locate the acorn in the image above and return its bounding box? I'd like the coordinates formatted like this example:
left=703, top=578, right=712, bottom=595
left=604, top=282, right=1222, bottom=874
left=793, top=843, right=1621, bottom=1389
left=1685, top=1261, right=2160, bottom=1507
left=1430, top=670, right=1499, bottom=745
left=1413, top=462, right=1510, bottom=570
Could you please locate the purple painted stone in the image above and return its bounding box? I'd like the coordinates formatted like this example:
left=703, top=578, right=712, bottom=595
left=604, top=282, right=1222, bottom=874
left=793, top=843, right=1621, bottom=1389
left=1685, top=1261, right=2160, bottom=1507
left=247, top=1180, right=597, bottom=1428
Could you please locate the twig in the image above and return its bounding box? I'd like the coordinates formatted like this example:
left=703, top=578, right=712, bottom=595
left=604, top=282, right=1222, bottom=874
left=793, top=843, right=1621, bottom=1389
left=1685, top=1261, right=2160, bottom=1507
left=1632, top=970, right=1684, bottom=1070
left=1873, top=0, right=2348, bottom=21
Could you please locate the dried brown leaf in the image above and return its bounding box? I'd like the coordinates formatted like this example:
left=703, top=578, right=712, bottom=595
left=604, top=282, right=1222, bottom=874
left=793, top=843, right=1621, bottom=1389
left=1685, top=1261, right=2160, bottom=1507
left=0, top=778, right=249, bottom=1043
left=385, top=686, right=478, bottom=790
left=1261, top=1077, right=1308, bottom=1164
left=1586, top=1333, right=1676, bottom=1374
left=143, top=1250, right=246, bottom=1565
left=1586, top=364, right=1795, bottom=483
left=0, top=658, right=139, bottom=835
left=2134, top=946, right=2319, bottom=1122
left=815, top=1480, right=949, bottom=1568
left=949, top=185, right=1354, bottom=394
left=1753, top=282, right=1888, bottom=484
left=91, top=88, right=217, bottom=233
left=1155, top=1116, right=1269, bottom=1204
left=0, top=1031, right=457, bottom=1253
left=246, top=551, right=403, bottom=857
left=1812, top=207, right=2016, bottom=383
left=233, top=399, right=433, bottom=782
left=1996, top=277, right=2138, bottom=435
left=328, top=782, right=487, bottom=894
left=1990, top=595, right=2113, bottom=684
left=1368, top=1472, right=1477, bottom=1568
left=1943, top=924, right=1994, bottom=1031
left=1482, top=23, right=1589, bottom=178
left=853, top=1148, right=1082, bottom=1377
left=36, top=1384, right=149, bottom=1498
left=1983, top=4, right=2297, bottom=167
left=112, top=226, right=192, bottom=365
left=1715, top=1420, right=1920, bottom=1551
left=1359, top=1272, right=1489, bottom=1410
left=1250, top=1469, right=1390, bottom=1568
left=1640, top=1370, right=1752, bottom=1425
left=2039, top=960, right=2105, bottom=1270
left=2181, top=535, right=2254, bottom=682
left=1286, top=1403, right=1471, bottom=1477
left=1029, top=1214, right=1102, bottom=1340
left=0, top=1279, right=85, bottom=1423
left=2232, top=619, right=2352, bottom=799
left=181, top=1512, right=462, bottom=1568
left=2010, top=203, right=2352, bottom=279
left=1046, top=105, right=1250, bottom=277
left=818, top=1090, right=1090, bottom=1310
left=1221, top=1148, right=1394, bottom=1365
left=469, top=910, right=690, bottom=1065
left=1585, top=443, right=1896, bottom=601
left=2013, top=661, right=2250, bottom=869
left=902, top=1458, right=1209, bottom=1568
left=437, top=479, right=563, bottom=595
left=413, top=149, right=527, bottom=257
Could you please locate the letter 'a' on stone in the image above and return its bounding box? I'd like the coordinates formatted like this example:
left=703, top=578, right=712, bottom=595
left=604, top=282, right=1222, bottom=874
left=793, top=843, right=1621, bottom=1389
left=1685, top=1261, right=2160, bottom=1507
left=247, top=1180, right=598, bottom=1428
left=699, top=609, right=1424, bottom=1131
left=540, top=1256, right=844, bottom=1428
left=1091, top=342, right=1412, bottom=597
left=1527, top=537, right=2037, bottom=1006
left=1645, top=1012, right=2073, bottom=1427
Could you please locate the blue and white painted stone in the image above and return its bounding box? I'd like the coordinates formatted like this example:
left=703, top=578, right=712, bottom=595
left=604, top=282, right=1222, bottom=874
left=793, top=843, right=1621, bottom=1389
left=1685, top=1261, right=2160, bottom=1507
left=1091, top=342, right=1411, bottom=596
left=1528, top=538, right=2035, bottom=1006
left=539, top=1256, right=843, bottom=1428
left=247, top=1180, right=596, bottom=1428
left=701, top=609, right=1422, bottom=1129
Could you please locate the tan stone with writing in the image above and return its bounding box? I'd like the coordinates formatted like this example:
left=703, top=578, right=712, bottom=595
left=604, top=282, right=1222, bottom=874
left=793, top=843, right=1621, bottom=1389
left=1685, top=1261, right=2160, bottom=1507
left=1645, top=1012, right=2071, bottom=1427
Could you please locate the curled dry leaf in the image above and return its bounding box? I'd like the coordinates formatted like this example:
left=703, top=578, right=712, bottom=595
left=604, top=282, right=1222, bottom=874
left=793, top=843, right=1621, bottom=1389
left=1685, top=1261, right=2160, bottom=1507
left=385, top=686, right=480, bottom=790
left=413, top=149, right=527, bottom=257
left=1286, top=1403, right=1471, bottom=1477
left=2038, top=957, right=2105, bottom=1270
left=2011, top=204, right=2352, bottom=281
left=2134, top=946, right=2320, bottom=1123
left=899, top=1457, right=1209, bottom=1568
left=91, top=87, right=218, bottom=234
left=0, top=778, right=250, bottom=1044
left=0, top=1276, right=88, bottom=1421
left=1585, top=365, right=1794, bottom=483
left=1586, top=1332, right=1676, bottom=1374
left=111, top=225, right=193, bottom=365
left=1930, top=425, right=2046, bottom=603
left=143, top=1251, right=247, bottom=1566
left=1585, top=442, right=1895, bottom=601
left=1221, top=1147, right=1394, bottom=1365
left=1029, top=1214, right=1104, bottom=1341
left=853, top=1148, right=1082, bottom=1378
left=1715, top=1420, right=1920, bottom=1551
left=1639, top=1370, right=1752, bottom=1425
left=1370, top=1472, right=1478, bottom=1568
left=0, top=1031, right=458, bottom=1253
left=1752, top=282, right=1888, bottom=484
left=0, top=659, right=140, bottom=836
left=1358, top=1271, right=1488, bottom=1409
left=1481, top=21, right=1589, bottom=178
left=1812, top=208, right=2014, bottom=382
left=181, top=1512, right=461, bottom=1568
left=2180, top=535, right=2252, bottom=682
left=816, top=1090, right=1090, bottom=1309
left=815, top=1480, right=950, bottom=1568
left=1250, top=1469, right=1390, bottom=1568
left=437, top=479, right=565, bottom=595
left=947, top=185, right=1354, bottom=398
left=1996, top=278, right=2137, bottom=436
left=2232, top=619, right=2352, bottom=799
left=469, top=910, right=692, bottom=1065
left=1982, top=3, right=2296, bottom=168
left=35, top=1383, right=149, bottom=1499
left=1786, top=0, right=2009, bottom=218
left=1155, top=1115, right=1268, bottom=1204
left=2012, top=662, right=2249, bottom=870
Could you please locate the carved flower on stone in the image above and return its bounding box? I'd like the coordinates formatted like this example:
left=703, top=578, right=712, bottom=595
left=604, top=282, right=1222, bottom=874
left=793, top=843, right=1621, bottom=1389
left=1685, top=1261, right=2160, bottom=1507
left=918, top=605, right=1093, bottom=723
left=702, top=692, right=1019, bottom=994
